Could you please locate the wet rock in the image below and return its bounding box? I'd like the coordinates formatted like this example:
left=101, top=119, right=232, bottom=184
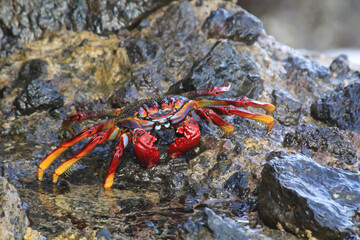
left=13, top=59, right=49, bottom=88
left=13, top=79, right=64, bottom=116
left=231, top=199, right=257, bottom=217
left=205, top=207, right=249, bottom=239
left=0, top=0, right=173, bottom=57
left=271, top=88, right=302, bottom=126
left=283, top=124, right=357, bottom=164
left=223, top=171, right=249, bottom=197
left=117, top=198, right=154, bottom=214
left=205, top=208, right=269, bottom=240
left=95, top=227, right=112, bottom=240
left=311, top=83, right=360, bottom=132
left=258, top=153, right=360, bottom=239
left=179, top=194, right=198, bottom=207
left=202, top=8, right=263, bottom=45
left=167, top=40, right=263, bottom=98
left=183, top=220, right=201, bottom=235
left=0, top=177, right=29, bottom=240
left=329, top=54, right=350, bottom=76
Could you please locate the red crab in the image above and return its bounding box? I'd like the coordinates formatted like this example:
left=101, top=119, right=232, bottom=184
left=38, top=82, right=275, bottom=189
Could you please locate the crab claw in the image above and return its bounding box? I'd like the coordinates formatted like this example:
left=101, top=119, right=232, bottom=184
left=133, top=129, right=160, bottom=167
left=168, top=117, right=201, bottom=158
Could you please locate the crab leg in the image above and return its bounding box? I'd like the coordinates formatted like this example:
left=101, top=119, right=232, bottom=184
left=62, top=108, right=122, bottom=134
left=104, top=132, right=131, bottom=189
left=180, top=82, right=231, bottom=97
left=194, top=97, right=275, bottom=115
left=207, top=106, right=274, bottom=134
left=38, top=119, right=115, bottom=181
left=52, top=126, right=122, bottom=184
left=195, top=109, right=234, bottom=137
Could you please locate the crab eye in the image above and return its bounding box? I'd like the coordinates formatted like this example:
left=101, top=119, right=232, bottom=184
left=138, top=107, right=147, bottom=118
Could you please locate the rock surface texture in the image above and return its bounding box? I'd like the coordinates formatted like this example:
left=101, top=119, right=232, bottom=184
left=259, top=153, right=360, bottom=240
left=0, top=0, right=359, bottom=239
left=0, top=177, right=29, bottom=240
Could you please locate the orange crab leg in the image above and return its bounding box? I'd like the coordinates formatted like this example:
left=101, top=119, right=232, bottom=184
left=52, top=126, right=122, bottom=184
left=104, top=132, right=131, bottom=189
left=38, top=119, right=115, bottom=181
left=62, top=108, right=122, bottom=134
left=195, top=109, right=234, bottom=137
left=208, top=106, right=274, bottom=134
left=194, top=97, right=275, bottom=115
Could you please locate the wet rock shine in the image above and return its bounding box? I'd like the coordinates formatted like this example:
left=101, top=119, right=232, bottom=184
left=258, top=152, right=360, bottom=239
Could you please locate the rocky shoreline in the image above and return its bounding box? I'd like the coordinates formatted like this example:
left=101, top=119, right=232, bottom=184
left=1, top=1, right=359, bottom=239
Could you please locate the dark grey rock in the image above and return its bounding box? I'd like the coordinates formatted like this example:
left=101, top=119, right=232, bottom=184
left=13, top=79, right=64, bottom=115
left=258, top=152, right=360, bottom=239
left=109, top=85, right=142, bottom=108
left=202, top=8, right=263, bottom=45
left=223, top=171, right=249, bottom=197
left=205, top=207, right=249, bottom=240
left=205, top=207, right=270, bottom=240
left=284, top=56, right=330, bottom=80
left=125, top=38, right=160, bottom=64
left=0, top=0, right=173, bottom=57
left=167, top=40, right=263, bottom=98
left=14, top=59, right=49, bottom=88
left=151, top=1, right=197, bottom=42
left=283, top=56, right=331, bottom=99
left=0, top=177, right=29, bottom=240
left=311, top=83, right=360, bottom=132
left=231, top=199, right=257, bottom=217
left=283, top=124, right=358, bottom=164
left=329, top=54, right=350, bottom=76
left=271, top=88, right=302, bottom=126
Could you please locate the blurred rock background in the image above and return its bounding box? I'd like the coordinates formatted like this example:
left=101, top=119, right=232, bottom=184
left=238, top=0, right=360, bottom=64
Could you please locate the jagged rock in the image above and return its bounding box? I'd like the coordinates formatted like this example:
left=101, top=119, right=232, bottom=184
left=283, top=56, right=331, bottom=99
left=167, top=40, right=264, bottom=99
left=271, top=88, right=302, bottom=126
left=0, top=177, right=29, bottom=240
left=202, top=8, right=263, bottom=45
left=258, top=152, right=360, bottom=239
left=13, top=79, right=64, bottom=115
left=151, top=0, right=197, bottom=42
left=0, top=0, right=173, bottom=57
left=283, top=124, right=358, bottom=164
left=311, top=83, right=360, bottom=132
left=223, top=171, right=249, bottom=197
